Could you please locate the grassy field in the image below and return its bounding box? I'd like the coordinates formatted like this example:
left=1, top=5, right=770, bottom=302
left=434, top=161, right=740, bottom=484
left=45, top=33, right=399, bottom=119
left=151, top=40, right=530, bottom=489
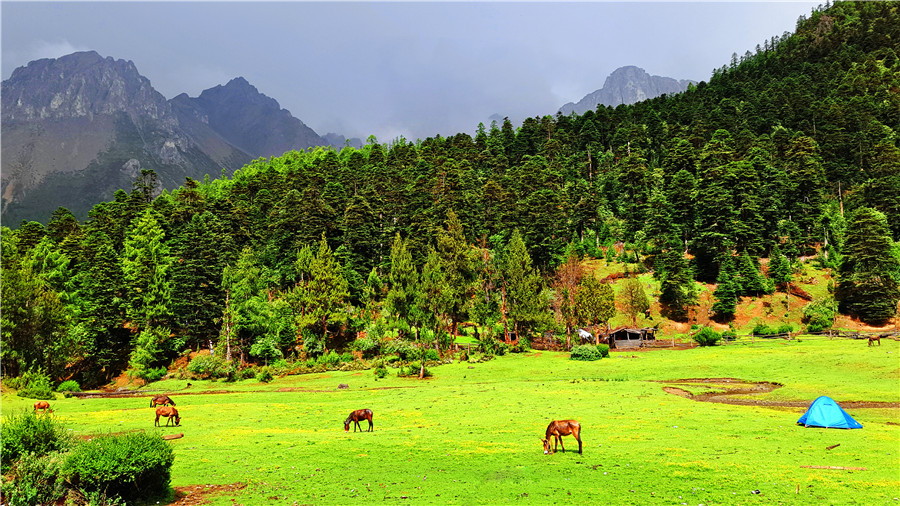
left=2, top=337, right=898, bottom=505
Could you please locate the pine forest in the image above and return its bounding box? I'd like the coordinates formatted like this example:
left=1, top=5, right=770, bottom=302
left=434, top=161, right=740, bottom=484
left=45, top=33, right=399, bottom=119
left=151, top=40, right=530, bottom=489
left=2, top=1, right=899, bottom=388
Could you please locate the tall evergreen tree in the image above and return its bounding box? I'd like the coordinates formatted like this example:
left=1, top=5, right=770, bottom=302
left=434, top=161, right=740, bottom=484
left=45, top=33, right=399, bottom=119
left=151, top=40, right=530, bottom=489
left=575, top=274, right=616, bottom=343
left=836, top=208, right=900, bottom=324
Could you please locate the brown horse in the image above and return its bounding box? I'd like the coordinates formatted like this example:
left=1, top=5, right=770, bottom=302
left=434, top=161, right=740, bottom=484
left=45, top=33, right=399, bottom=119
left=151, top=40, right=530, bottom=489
left=541, top=420, right=582, bottom=454
left=150, top=394, right=175, bottom=407
left=868, top=335, right=881, bottom=347
left=155, top=406, right=180, bottom=427
left=34, top=401, right=53, bottom=413
left=344, top=409, right=373, bottom=432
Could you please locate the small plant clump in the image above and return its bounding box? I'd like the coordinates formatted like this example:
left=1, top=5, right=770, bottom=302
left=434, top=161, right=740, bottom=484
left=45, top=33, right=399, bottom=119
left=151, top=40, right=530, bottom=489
left=11, top=369, right=56, bottom=400
left=570, top=344, right=608, bottom=361
left=62, top=432, right=175, bottom=504
left=692, top=327, right=722, bottom=346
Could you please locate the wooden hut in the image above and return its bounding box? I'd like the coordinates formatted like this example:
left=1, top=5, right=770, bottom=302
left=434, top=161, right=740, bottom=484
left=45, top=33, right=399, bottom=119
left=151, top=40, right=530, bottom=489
left=604, top=326, right=657, bottom=349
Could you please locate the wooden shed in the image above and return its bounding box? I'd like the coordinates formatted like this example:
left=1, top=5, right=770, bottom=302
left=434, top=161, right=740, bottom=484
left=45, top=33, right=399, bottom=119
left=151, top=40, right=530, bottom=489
left=604, top=326, right=657, bottom=349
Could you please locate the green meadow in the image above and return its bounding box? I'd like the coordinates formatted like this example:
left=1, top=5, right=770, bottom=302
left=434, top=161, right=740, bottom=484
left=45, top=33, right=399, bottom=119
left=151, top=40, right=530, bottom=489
left=2, top=338, right=898, bottom=505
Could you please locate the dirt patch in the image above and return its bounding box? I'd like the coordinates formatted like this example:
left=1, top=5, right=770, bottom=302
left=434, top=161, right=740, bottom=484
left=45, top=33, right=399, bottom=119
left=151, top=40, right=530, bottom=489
left=659, top=378, right=900, bottom=409
left=168, top=483, right=246, bottom=506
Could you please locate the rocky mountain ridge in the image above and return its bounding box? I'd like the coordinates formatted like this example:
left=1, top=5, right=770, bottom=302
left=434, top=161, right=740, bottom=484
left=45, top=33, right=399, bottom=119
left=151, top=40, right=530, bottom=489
left=1, top=51, right=355, bottom=224
left=560, top=66, right=695, bottom=115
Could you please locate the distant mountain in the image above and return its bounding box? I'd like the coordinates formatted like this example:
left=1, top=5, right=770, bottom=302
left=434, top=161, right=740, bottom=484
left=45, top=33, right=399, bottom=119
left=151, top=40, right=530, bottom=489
left=322, top=132, right=363, bottom=150
left=1, top=51, right=342, bottom=224
left=559, top=66, right=696, bottom=115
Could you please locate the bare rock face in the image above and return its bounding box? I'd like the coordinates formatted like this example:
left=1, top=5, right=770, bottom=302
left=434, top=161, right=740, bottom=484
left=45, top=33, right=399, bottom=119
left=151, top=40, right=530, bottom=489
left=1, top=51, right=337, bottom=224
left=559, top=66, right=696, bottom=115
left=2, top=51, right=173, bottom=125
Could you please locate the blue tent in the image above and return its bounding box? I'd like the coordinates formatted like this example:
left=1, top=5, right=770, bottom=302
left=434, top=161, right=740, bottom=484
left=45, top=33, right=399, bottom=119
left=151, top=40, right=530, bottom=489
left=797, top=396, right=862, bottom=429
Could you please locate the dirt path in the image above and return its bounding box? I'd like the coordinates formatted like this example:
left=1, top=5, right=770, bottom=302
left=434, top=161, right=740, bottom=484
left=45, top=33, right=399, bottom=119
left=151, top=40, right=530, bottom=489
left=659, top=377, right=900, bottom=409
left=168, top=483, right=246, bottom=505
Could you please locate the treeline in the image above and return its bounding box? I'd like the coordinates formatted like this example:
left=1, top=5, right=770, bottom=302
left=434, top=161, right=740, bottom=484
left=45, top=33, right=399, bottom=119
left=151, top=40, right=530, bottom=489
left=2, top=1, right=898, bottom=386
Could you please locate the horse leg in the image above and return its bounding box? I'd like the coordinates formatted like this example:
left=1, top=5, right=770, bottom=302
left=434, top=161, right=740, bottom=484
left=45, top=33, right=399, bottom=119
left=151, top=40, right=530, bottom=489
left=367, top=416, right=373, bottom=432
left=575, top=427, right=582, bottom=454
left=155, top=414, right=160, bottom=427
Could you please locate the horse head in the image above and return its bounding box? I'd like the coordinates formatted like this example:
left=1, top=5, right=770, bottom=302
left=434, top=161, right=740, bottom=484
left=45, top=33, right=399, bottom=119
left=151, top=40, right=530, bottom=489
left=344, top=418, right=351, bottom=432
left=541, top=438, right=552, bottom=454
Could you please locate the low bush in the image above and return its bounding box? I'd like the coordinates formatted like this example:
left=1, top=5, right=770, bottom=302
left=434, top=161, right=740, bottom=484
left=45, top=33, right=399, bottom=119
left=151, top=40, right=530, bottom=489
left=56, top=380, right=81, bottom=393
left=187, top=354, right=227, bottom=379
left=317, top=351, right=342, bottom=368
left=351, top=335, right=381, bottom=358
left=802, top=299, right=836, bottom=332
left=12, top=369, right=55, bottom=400
left=692, top=327, right=722, bottom=346
left=62, top=432, right=174, bottom=504
left=256, top=367, right=274, bottom=383
left=596, top=344, right=610, bottom=357
left=0, top=451, right=67, bottom=506
left=398, top=362, right=432, bottom=378
left=421, top=348, right=440, bottom=362
left=1, top=410, right=72, bottom=470
left=570, top=345, right=603, bottom=361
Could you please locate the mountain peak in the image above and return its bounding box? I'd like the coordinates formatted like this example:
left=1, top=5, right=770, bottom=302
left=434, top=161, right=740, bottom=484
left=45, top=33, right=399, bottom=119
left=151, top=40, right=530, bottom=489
left=559, top=66, right=696, bottom=115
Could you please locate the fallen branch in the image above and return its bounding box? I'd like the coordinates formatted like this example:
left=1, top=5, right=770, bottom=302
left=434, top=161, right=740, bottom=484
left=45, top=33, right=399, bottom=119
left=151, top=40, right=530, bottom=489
left=801, top=465, right=866, bottom=471
left=825, top=444, right=840, bottom=451
left=162, top=433, right=184, bottom=440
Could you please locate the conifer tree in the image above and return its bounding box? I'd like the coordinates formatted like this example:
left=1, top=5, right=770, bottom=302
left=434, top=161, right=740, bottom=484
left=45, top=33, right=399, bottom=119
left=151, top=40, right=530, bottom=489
left=620, top=277, right=650, bottom=327
left=575, top=274, right=616, bottom=342
left=836, top=208, right=900, bottom=324
left=121, top=210, right=172, bottom=374
left=500, top=230, right=547, bottom=344
left=712, top=255, right=739, bottom=321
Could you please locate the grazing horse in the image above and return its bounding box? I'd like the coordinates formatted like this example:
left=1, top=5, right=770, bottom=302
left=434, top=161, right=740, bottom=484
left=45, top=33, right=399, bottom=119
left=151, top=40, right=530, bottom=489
left=344, top=409, right=374, bottom=433
left=150, top=394, right=175, bottom=407
left=34, top=401, right=53, bottom=413
left=868, top=335, right=881, bottom=347
left=155, top=406, right=180, bottom=427
left=541, top=420, right=582, bottom=455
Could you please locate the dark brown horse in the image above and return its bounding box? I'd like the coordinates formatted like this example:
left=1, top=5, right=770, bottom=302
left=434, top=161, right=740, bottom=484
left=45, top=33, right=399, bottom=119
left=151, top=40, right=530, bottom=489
left=155, top=406, right=181, bottom=427
left=541, top=420, right=582, bottom=454
left=150, top=394, right=175, bottom=407
left=34, top=401, right=53, bottom=413
left=344, top=409, right=373, bottom=432
left=868, top=335, right=881, bottom=347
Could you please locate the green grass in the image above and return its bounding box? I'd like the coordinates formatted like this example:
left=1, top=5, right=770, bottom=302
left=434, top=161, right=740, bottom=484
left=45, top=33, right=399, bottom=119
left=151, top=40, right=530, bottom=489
left=2, top=338, right=898, bottom=505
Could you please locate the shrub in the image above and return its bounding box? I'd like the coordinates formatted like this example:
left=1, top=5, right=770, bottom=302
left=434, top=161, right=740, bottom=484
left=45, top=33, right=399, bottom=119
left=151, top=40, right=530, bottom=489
left=317, top=351, right=342, bottom=368
left=374, top=366, right=388, bottom=379
left=398, top=362, right=432, bottom=378
left=340, top=352, right=355, bottom=364
left=421, top=348, right=440, bottom=362
left=751, top=323, right=776, bottom=336
left=692, top=327, right=722, bottom=346
left=56, top=380, right=81, bottom=393
left=255, top=367, right=274, bottom=383
left=570, top=345, right=603, bottom=361
left=1, top=410, right=72, bottom=470
left=236, top=367, right=256, bottom=381
left=0, top=452, right=67, bottom=506
left=383, top=340, right=417, bottom=361
left=596, top=344, right=610, bottom=357
left=803, top=299, right=835, bottom=332
left=12, top=369, right=55, bottom=400
left=187, top=354, right=226, bottom=379
left=62, top=432, right=174, bottom=504
left=351, top=335, right=381, bottom=358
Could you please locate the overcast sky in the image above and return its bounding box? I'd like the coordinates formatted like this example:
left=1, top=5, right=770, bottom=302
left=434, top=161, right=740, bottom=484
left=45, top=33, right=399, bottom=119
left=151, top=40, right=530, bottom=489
left=2, top=1, right=822, bottom=142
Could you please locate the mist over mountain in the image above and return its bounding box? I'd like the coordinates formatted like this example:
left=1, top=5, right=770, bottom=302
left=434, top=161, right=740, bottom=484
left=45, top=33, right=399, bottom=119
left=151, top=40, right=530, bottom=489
left=559, top=66, right=696, bottom=115
left=1, top=51, right=348, bottom=223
